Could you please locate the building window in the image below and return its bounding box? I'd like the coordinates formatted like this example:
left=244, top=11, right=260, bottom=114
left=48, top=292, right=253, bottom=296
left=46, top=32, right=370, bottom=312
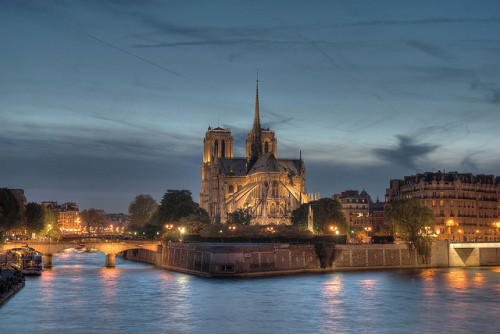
left=221, top=140, right=225, bottom=158
left=270, top=203, right=277, bottom=215
left=228, top=185, right=234, bottom=193
left=265, top=142, right=269, bottom=153
left=272, top=181, right=278, bottom=197
left=214, top=140, right=218, bottom=157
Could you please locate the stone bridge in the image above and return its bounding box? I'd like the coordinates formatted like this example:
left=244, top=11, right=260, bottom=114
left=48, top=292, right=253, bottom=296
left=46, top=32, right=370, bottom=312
left=449, top=242, right=500, bottom=266
left=2, top=240, right=160, bottom=268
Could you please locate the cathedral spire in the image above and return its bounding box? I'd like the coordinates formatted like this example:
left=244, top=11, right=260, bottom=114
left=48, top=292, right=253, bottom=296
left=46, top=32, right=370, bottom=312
left=248, top=71, right=263, bottom=166
left=253, top=70, right=261, bottom=135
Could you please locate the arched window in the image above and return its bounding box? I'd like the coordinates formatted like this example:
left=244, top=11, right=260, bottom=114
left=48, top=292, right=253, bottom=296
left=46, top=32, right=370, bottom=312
left=214, top=140, right=219, bottom=157
left=270, top=203, right=277, bottom=215
left=264, top=141, right=269, bottom=153
left=221, top=140, right=226, bottom=158
left=272, top=181, right=278, bottom=197
left=228, top=185, right=234, bottom=193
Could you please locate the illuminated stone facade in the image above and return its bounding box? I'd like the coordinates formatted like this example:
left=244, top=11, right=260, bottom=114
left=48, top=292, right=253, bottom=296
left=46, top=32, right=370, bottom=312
left=332, top=190, right=371, bottom=227
left=199, top=80, right=309, bottom=224
left=386, top=171, right=500, bottom=241
left=42, top=201, right=81, bottom=234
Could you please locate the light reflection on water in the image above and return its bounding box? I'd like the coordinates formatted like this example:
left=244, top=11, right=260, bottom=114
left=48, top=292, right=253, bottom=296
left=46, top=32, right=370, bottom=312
left=1, top=252, right=500, bottom=333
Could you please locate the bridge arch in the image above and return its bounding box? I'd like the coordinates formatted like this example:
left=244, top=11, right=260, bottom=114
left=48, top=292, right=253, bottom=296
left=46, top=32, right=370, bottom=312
left=2, top=241, right=160, bottom=268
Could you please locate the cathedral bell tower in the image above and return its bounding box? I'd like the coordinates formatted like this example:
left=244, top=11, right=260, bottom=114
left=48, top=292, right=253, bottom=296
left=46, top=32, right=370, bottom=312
left=203, top=127, right=234, bottom=164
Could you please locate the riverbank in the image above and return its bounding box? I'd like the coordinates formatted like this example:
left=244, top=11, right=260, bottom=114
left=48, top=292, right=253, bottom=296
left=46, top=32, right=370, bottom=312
left=0, top=279, right=25, bottom=307
left=0, top=252, right=26, bottom=307
left=122, top=241, right=451, bottom=277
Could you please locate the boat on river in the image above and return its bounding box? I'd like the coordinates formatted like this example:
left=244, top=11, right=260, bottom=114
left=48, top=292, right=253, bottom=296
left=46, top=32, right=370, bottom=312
left=9, top=247, right=43, bottom=276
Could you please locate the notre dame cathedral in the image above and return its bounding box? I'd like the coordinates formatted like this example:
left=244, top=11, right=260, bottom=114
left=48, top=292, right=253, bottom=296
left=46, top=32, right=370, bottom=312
left=199, top=79, right=311, bottom=225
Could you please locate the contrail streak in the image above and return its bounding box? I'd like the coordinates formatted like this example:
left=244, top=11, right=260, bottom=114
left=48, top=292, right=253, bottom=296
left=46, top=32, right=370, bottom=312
left=86, top=33, right=181, bottom=77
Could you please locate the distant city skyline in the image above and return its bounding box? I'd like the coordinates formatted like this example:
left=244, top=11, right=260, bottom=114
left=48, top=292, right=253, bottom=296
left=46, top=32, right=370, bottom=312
left=1, top=1, right=500, bottom=213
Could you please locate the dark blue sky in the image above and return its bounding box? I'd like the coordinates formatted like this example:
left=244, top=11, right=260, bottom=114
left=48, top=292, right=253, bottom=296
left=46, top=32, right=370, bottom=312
left=1, top=1, right=500, bottom=213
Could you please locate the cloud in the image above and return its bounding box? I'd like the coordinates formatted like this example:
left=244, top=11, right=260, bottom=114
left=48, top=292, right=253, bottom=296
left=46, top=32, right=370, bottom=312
left=326, top=17, right=500, bottom=29
left=460, top=155, right=479, bottom=172
left=407, top=40, right=450, bottom=60
left=86, top=34, right=181, bottom=77
left=372, top=135, right=439, bottom=168
left=469, top=81, right=500, bottom=104
left=260, top=108, right=294, bottom=129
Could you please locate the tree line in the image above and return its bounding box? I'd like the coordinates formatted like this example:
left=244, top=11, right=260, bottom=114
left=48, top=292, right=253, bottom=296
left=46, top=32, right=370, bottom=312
left=0, top=188, right=59, bottom=241
left=0, top=188, right=113, bottom=241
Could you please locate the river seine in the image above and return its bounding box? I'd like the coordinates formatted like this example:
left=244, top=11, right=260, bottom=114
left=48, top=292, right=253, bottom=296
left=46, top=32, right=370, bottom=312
left=2, top=251, right=500, bottom=333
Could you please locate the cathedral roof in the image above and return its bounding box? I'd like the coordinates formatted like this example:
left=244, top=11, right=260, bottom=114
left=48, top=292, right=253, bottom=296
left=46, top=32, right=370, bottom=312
left=248, top=153, right=302, bottom=176
left=218, top=158, right=247, bottom=176
left=277, top=159, right=302, bottom=176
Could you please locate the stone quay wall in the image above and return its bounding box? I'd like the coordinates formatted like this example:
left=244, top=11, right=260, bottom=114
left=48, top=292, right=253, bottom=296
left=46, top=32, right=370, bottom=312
left=122, top=241, right=450, bottom=277
left=121, top=247, right=163, bottom=267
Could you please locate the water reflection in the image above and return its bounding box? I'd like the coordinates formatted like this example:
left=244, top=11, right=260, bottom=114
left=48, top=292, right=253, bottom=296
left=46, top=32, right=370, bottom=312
left=420, top=269, right=437, bottom=281
left=321, top=277, right=344, bottom=332
left=1, top=252, right=500, bottom=334
left=445, top=269, right=469, bottom=292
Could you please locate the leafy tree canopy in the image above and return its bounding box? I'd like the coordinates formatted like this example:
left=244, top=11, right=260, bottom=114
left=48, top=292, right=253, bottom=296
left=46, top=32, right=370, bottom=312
left=25, top=202, right=45, bottom=234
left=291, top=198, right=348, bottom=234
left=128, top=194, right=158, bottom=231
left=0, top=188, right=20, bottom=232
left=80, top=208, right=108, bottom=235
left=227, top=208, right=252, bottom=226
left=178, top=211, right=211, bottom=234
left=158, top=190, right=199, bottom=223
left=42, top=206, right=60, bottom=238
left=385, top=198, right=436, bottom=258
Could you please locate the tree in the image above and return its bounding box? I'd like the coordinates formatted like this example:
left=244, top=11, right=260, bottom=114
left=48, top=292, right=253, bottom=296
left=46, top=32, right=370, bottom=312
left=178, top=210, right=211, bottom=234
left=158, top=190, right=199, bottom=223
left=80, top=209, right=108, bottom=235
left=42, top=206, right=60, bottom=239
left=128, top=194, right=158, bottom=231
left=25, top=202, right=45, bottom=234
left=385, top=198, right=436, bottom=258
left=227, top=208, right=252, bottom=226
left=291, top=198, right=348, bottom=234
left=0, top=188, right=20, bottom=234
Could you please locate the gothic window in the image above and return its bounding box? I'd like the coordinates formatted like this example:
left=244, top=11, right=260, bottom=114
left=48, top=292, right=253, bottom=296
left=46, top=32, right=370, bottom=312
left=228, top=185, right=234, bottom=193
left=265, top=141, right=269, bottom=153
left=221, top=140, right=226, bottom=158
left=214, top=140, right=219, bottom=157
left=270, top=203, right=277, bottom=215
left=272, top=181, right=278, bottom=197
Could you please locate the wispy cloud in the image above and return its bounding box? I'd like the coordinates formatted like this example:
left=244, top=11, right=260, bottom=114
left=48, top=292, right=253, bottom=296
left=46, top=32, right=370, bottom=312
left=325, top=17, right=500, bottom=29
left=407, top=40, right=450, bottom=60
left=470, top=81, right=500, bottom=104
left=373, top=135, right=439, bottom=168
left=86, top=33, right=181, bottom=76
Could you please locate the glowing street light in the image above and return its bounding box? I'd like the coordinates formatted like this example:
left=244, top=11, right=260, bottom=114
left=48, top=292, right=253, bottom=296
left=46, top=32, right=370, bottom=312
left=165, top=224, right=174, bottom=230
left=265, top=226, right=275, bottom=233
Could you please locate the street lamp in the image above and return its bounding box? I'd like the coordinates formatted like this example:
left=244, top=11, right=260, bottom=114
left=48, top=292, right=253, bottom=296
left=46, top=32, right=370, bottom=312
left=178, top=227, right=185, bottom=242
